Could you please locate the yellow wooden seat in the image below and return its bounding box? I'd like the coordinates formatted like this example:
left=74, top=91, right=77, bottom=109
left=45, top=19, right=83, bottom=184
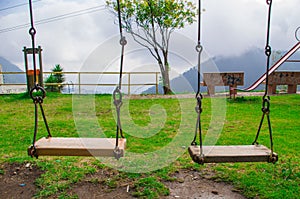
left=28, top=137, right=126, bottom=157
left=188, top=145, right=278, bottom=164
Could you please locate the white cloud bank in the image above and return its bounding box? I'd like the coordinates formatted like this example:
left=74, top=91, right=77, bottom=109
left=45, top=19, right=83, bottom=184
left=0, top=0, right=299, bottom=73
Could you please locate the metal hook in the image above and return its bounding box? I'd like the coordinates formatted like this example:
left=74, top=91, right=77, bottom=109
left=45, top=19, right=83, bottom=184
left=120, top=36, right=127, bottom=46
left=265, top=45, right=272, bottom=57
left=195, top=94, right=203, bottom=114
left=262, top=97, right=271, bottom=114
left=113, top=87, right=123, bottom=108
left=195, top=44, right=203, bottom=53
left=30, top=85, right=46, bottom=103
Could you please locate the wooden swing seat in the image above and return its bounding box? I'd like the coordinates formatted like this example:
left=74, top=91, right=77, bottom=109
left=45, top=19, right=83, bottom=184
left=28, top=137, right=126, bottom=157
left=188, top=145, right=278, bottom=164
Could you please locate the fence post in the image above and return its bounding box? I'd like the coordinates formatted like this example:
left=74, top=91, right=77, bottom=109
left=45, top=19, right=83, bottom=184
left=37, top=46, right=44, bottom=88
left=23, top=47, right=30, bottom=92
left=0, top=64, right=3, bottom=93
left=156, top=72, right=159, bottom=95
left=0, top=64, right=3, bottom=85
left=128, top=73, right=131, bottom=95
left=78, top=72, right=81, bottom=94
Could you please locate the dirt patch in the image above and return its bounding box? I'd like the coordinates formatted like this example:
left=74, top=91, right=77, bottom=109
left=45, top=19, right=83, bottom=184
left=165, top=169, right=245, bottom=199
left=69, top=169, right=245, bottom=199
left=0, top=163, right=245, bottom=199
left=0, top=162, right=44, bottom=199
left=68, top=169, right=134, bottom=199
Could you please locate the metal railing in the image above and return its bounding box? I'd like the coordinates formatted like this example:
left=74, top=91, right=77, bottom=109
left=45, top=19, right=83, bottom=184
left=0, top=71, right=160, bottom=94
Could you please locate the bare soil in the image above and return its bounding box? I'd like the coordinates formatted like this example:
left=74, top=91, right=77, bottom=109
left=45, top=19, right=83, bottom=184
left=0, top=162, right=44, bottom=199
left=0, top=162, right=246, bottom=199
left=164, top=169, right=245, bottom=199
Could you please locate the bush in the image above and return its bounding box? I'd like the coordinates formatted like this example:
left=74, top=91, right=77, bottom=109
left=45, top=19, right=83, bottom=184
left=45, top=64, right=65, bottom=92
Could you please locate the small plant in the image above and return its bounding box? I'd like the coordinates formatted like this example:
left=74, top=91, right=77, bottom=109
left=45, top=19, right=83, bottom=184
left=132, top=177, right=169, bottom=198
left=45, top=64, right=65, bottom=92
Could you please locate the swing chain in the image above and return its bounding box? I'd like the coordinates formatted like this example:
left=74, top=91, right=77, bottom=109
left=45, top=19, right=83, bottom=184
left=28, top=0, right=39, bottom=86
left=191, top=42, right=204, bottom=148
left=27, top=0, right=52, bottom=158
left=252, top=0, right=277, bottom=163
left=113, top=86, right=125, bottom=159
left=190, top=0, right=205, bottom=164
left=113, top=0, right=127, bottom=159
left=191, top=92, right=203, bottom=146
left=193, top=91, right=205, bottom=164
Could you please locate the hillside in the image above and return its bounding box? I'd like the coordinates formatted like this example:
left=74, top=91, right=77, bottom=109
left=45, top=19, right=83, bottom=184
left=0, top=57, right=26, bottom=84
left=143, top=47, right=300, bottom=94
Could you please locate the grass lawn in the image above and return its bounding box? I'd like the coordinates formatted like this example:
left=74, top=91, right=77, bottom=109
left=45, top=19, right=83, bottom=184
left=0, top=93, right=299, bottom=198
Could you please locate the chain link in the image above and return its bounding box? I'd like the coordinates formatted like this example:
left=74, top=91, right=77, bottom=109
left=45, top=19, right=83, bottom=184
left=265, top=45, right=272, bottom=57
left=27, top=0, right=52, bottom=158
left=190, top=0, right=205, bottom=163
left=28, top=0, right=38, bottom=85
left=253, top=0, right=276, bottom=163
left=113, top=0, right=127, bottom=157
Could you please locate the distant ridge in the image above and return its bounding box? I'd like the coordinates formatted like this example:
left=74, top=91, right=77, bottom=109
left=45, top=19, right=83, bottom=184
left=143, top=47, right=300, bottom=94
left=0, top=57, right=26, bottom=84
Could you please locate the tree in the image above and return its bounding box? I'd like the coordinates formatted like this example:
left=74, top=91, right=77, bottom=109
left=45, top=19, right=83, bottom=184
left=45, top=64, right=65, bottom=92
left=106, top=0, right=197, bottom=94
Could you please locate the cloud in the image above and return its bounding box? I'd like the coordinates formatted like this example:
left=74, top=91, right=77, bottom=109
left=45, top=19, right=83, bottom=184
left=0, top=0, right=299, bottom=73
left=0, top=0, right=114, bottom=70
left=182, top=0, right=300, bottom=56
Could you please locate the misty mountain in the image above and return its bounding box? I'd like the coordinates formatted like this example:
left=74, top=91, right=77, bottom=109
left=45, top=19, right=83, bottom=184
left=143, top=47, right=300, bottom=94
left=0, top=57, right=26, bottom=84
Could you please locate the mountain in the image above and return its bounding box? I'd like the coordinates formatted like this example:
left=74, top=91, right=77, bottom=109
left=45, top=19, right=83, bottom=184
left=0, top=57, right=26, bottom=84
left=213, top=47, right=266, bottom=89
left=143, top=47, right=300, bottom=94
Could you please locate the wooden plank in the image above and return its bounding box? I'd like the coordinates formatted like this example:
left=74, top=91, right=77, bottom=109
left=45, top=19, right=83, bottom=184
left=203, top=72, right=244, bottom=86
left=28, top=137, right=126, bottom=157
left=188, top=145, right=278, bottom=164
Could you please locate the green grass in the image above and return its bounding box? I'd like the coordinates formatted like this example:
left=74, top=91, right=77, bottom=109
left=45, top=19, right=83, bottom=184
left=0, top=93, right=299, bottom=198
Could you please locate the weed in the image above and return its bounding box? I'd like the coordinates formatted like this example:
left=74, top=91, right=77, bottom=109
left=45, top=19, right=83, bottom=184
left=105, top=178, right=118, bottom=189
left=132, top=177, right=169, bottom=198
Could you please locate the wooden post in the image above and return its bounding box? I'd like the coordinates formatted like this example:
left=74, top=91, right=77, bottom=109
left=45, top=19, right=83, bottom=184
left=23, top=47, right=30, bottom=92
left=23, top=46, right=44, bottom=91
left=288, top=84, right=297, bottom=94
left=0, top=64, right=3, bottom=93
left=268, top=84, right=277, bottom=95
left=0, top=64, right=2, bottom=84
left=229, top=85, right=237, bottom=99
left=156, top=72, right=159, bottom=95
left=207, top=85, right=215, bottom=95
left=78, top=72, right=81, bottom=94
left=37, top=46, right=43, bottom=87
left=128, top=73, right=131, bottom=95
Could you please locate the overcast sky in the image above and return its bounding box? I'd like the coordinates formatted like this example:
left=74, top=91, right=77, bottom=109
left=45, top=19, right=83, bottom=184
left=0, top=0, right=299, bottom=74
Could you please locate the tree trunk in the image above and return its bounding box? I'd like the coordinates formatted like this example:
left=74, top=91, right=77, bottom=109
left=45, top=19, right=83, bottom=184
left=162, top=68, right=172, bottom=94
left=162, top=52, right=173, bottom=95
left=159, top=62, right=173, bottom=95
